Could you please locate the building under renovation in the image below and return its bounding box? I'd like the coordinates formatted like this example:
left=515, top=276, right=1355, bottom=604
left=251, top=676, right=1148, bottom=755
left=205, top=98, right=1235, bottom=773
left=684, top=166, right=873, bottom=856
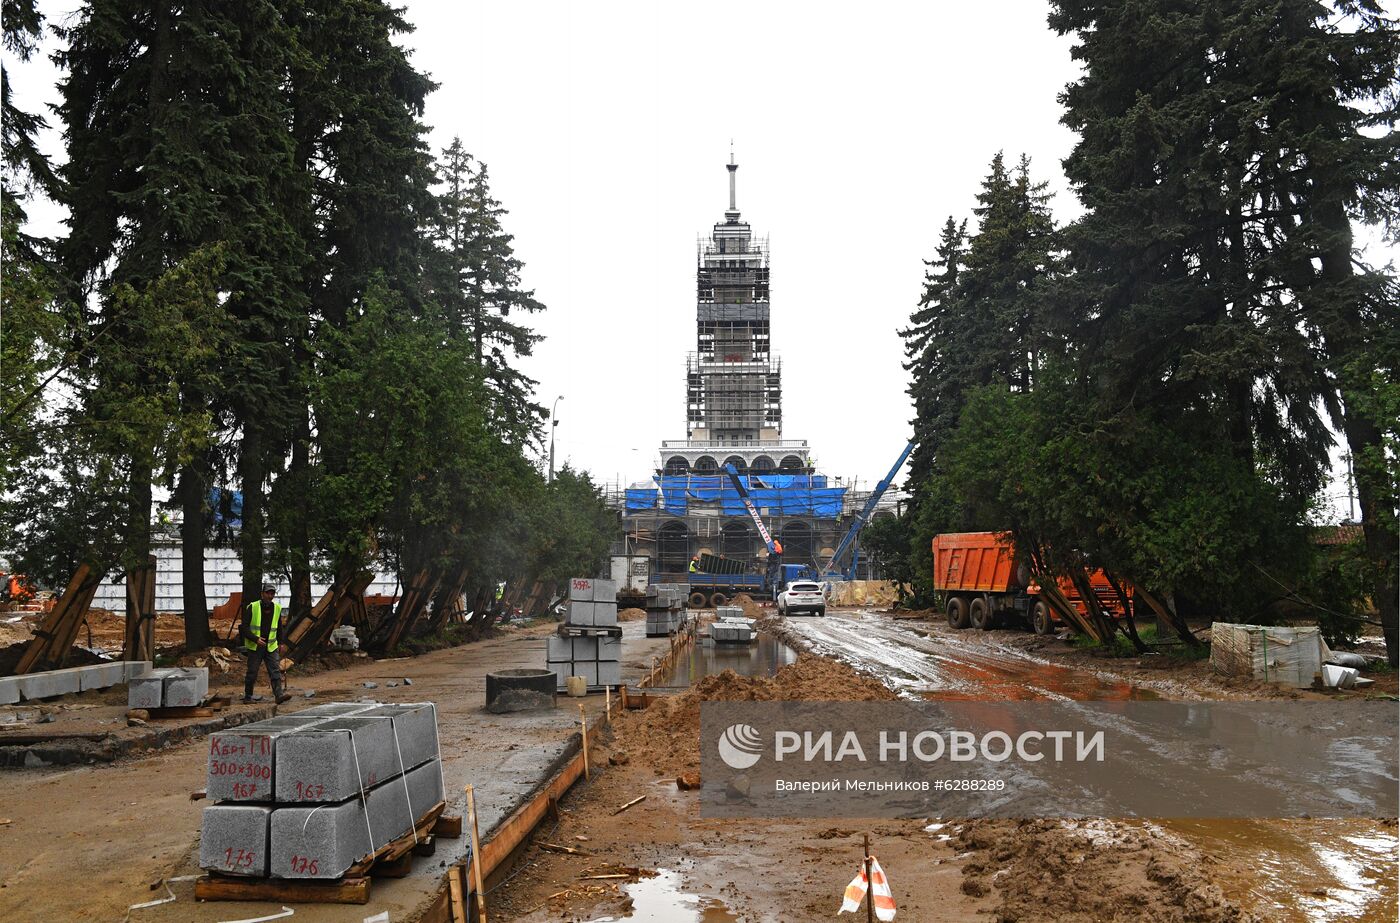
left=621, top=160, right=865, bottom=579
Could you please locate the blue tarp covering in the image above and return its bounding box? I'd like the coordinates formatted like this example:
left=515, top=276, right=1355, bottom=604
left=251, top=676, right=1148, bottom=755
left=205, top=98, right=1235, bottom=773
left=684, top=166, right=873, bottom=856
left=627, top=474, right=845, bottom=518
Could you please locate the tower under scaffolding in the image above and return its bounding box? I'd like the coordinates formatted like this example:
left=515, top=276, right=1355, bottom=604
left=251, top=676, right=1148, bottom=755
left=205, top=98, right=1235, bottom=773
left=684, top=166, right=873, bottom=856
left=614, top=157, right=896, bottom=580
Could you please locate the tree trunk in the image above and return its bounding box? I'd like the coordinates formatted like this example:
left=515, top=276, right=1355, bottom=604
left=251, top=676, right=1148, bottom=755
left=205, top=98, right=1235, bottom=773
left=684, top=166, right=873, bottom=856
left=178, top=458, right=213, bottom=650
left=1313, top=200, right=1398, bottom=666
left=238, top=425, right=266, bottom=606
left=289, top=403, right=313, bottom=624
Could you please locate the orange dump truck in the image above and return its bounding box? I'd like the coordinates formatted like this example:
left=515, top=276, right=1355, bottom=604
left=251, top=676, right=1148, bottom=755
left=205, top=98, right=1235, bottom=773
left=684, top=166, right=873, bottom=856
left=932, top=532, right=1131, bottom=634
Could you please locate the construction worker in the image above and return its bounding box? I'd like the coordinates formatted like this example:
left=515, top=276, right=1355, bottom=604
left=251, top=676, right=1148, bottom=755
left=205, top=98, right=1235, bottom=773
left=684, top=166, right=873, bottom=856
left=241, top=583, right=290, bottom=704
left=689, top=556, right=700, bottom=574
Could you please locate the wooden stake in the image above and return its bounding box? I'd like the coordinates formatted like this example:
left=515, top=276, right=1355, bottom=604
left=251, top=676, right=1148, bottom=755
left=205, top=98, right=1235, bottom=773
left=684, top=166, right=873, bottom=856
left=863, top=833, right=874, bottom=923
left=579, top=704, right=590, bottom=780
left=465, top=785, right=487, bottom=923
left=605, top=685, right=611, bottom=722
left=447, top=863, right=466, bottom=922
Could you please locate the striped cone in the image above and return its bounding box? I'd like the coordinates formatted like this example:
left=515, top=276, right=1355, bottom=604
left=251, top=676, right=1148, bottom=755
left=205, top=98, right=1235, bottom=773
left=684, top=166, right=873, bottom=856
left=838, top=856, right=896, bottom=920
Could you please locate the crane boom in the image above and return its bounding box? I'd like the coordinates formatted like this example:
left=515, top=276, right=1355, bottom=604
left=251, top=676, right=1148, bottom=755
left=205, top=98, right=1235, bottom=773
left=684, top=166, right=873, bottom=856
left=722, top=463, right=779, bottom=554
left=823, top=441, right=914, bottom=579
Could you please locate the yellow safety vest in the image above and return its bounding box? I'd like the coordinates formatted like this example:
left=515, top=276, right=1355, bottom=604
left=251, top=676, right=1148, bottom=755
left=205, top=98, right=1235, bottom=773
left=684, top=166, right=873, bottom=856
left=245, top=601, right=282, bottom=652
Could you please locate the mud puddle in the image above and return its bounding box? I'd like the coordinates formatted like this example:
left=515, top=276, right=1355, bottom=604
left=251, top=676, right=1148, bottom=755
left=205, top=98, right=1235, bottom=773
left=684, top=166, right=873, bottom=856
left=785, top=611, right=1157, bottom=700
left=587, top=869, right=737, bottom=922
left=786, top=612, right=1397, bottom=922
left=1158, top=818, right=1399, bottom=923
left=665, top=632, right=797, bottom=686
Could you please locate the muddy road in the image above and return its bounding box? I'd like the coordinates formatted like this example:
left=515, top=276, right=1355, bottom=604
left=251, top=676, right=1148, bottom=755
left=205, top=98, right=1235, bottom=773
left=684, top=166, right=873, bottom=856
left=779, top=610, right=1399, bottom=923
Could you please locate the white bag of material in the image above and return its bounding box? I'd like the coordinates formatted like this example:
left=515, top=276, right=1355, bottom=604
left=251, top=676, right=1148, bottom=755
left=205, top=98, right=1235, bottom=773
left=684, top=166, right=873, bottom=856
left=1209, top=623, right=1327, bottom=688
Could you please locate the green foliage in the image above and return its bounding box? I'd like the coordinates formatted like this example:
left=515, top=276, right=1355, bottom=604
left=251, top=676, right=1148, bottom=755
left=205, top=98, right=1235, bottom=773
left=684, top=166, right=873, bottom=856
left=856, top=514, right=914, bottom=603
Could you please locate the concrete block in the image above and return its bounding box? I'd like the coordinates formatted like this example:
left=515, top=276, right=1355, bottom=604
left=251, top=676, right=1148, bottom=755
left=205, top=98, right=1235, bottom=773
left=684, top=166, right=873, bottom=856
left=127, top=668, right=179, bottom=709
left=571, top=662, right=598, bottom=687
left=123, top=660, right=153, bottom=680
left=295, top=702, right=378, bottom=718
left=566, top=600, right=595, bottom=626
left=548, top=662, right=572, bottom=689
left=404, top=759, right=445, bottom=820
left=598, top=661, right=621, bottom=688
left=77, top=662, right=127, bottom=692
left=199, top=804, right=272, bottom=877
left=591, top=602, right=618, bottom=628
left=590, top=578, right=617, bottom=603
left=0, top=676, right=18, bottom=705
left=270, top=797, right=372, bottom=879
left=274, top=715, right=397, bottom=802
left=208, top=723, right=313, bottom=802
left=17, top=667, right=83, bottom=701
left=598, top=636, right=621, bottom=663
left=571, top=636, right=599, bottom=662
left=568, top=577, right=597, bottom=602
left=162, top=667, right=209, bottom=707
left=355, top=703, right=439, bottom=773
left=546, top=634, right=572, bottom=662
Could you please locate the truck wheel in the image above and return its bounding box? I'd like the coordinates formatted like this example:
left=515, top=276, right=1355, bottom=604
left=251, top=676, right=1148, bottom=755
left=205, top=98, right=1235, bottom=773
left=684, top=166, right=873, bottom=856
left=1032, top=601, right=1054, bottom=635
left=711, top=593, right=728, bottom=608
left=688, top=592, right=708, bottom=609
left=946, top=596, right=970, bottom=630
left=970, top=598, right=993, bottom=631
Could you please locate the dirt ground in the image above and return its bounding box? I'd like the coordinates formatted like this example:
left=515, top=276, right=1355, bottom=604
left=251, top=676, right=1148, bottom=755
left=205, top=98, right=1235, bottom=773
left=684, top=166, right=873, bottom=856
left=0, top=620, right=675, bottom=922
left=487, top=610, right=1398, bottom=923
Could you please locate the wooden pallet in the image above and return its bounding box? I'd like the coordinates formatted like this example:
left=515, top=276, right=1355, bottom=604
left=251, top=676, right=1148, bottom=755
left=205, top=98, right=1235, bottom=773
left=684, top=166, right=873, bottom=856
left=132, top=695, right=232, bottom=721
left=194, top=802, right=459, bottom=904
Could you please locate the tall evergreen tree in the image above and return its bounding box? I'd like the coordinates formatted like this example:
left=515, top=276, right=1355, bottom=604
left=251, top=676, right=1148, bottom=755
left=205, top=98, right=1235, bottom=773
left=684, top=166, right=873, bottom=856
left=899, top=154, right=1059, bottom=599
left=270, top=0, right=437, bottom=611
left=427, top=138, right=545, bottom=446
left=55, top=0, right=307, bottom=645
left=1047, top=0, right=1397, bottom=658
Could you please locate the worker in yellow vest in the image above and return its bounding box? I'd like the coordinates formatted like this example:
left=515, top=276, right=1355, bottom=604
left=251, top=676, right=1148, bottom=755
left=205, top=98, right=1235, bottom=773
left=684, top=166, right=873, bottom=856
left=241, top=583, right=290, bottom=704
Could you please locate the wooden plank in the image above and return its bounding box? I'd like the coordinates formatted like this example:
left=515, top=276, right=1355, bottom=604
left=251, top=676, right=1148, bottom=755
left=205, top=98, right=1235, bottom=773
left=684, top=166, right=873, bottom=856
left=14, top=565, right=91, bottom=674
left=194, top=875, right=371, bottom=904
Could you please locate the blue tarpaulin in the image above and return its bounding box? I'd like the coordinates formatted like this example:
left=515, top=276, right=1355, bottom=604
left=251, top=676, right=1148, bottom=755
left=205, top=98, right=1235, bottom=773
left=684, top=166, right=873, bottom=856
left=627, top=474, right=845, bottom=518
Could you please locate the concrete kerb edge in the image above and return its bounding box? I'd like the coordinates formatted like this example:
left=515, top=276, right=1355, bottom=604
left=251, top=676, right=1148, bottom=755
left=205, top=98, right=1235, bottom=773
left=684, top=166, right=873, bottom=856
left=0, top=703, right=279, bottom=770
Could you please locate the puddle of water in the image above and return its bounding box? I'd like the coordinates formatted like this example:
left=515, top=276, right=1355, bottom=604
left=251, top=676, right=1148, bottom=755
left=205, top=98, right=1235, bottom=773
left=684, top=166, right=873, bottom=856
left=1158, top=819, right=1399, bottom=923
left=665, top=632, right=797, bottom=686
left=920, top=650, right=1160, bottom=701
left=589, top=869, right=737, bottom=922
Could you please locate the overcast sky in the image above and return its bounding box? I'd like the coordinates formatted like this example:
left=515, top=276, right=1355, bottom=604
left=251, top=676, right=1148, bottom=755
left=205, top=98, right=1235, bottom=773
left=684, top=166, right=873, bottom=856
left=9, top=1, right=1374, bottom=517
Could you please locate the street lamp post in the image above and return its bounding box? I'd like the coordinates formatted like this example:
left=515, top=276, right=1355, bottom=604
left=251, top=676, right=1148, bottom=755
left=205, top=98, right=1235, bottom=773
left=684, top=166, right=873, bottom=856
left=548, top=395, right=564, bottom=483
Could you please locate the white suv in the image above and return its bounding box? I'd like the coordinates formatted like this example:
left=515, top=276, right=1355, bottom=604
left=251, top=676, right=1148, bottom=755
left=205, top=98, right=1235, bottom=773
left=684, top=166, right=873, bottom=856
left=778, top=581, right=826, bottom=617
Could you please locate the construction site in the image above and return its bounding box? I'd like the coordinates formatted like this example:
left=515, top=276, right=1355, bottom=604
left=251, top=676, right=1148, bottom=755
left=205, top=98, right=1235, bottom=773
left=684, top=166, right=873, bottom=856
left=4, top=2, right=1399, bottom=920
left=1, top=158, right=1395, bottom=923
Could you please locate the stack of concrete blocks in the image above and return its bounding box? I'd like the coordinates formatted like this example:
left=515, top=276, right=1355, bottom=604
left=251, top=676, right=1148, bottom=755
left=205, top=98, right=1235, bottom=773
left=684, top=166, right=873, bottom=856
left=198, top=701, right=444, bottom=880
left=544, top=577, right=622, bottom=691
left=0, top=660, right=151, bottom=705
left=128, top=666, right=209, bottom=708
left=712, top=609, right=755, bottom=644
left=645, top=583, right=687, bottom=637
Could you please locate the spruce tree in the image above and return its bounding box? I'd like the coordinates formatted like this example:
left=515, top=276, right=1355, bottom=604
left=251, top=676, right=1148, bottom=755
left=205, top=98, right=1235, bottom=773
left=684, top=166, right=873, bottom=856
left=55, top=0, right=307, bottom=643
left=427, top=138, right=545, bottom=446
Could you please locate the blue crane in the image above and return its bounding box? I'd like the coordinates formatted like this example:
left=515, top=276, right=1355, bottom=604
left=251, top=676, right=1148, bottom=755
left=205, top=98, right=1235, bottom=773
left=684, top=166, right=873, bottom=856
left=821, top=441, right=914, bottom=581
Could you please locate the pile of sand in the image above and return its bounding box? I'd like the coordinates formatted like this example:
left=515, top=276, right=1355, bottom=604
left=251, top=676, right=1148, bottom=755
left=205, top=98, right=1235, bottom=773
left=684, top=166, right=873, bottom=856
left=728, top=593, right=765, bottom=619
left=612, top=655, right=896, bottom=772
left=952, top=819, right=1258, bottom=922
left=617, top=607, right=646, bottom=622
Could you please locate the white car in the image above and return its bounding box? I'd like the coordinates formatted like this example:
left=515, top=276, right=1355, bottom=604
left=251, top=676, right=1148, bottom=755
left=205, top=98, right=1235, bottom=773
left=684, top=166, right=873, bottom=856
left=777, top=581, right=826, bottom=617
